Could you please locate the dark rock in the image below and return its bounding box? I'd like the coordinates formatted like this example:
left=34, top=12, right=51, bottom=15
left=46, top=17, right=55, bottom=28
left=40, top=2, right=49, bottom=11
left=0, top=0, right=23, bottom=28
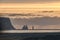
left=0, top=17, right=15, bottom=30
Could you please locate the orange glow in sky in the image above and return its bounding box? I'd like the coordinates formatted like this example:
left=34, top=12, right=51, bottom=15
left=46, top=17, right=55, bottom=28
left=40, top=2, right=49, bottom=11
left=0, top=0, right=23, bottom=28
left=0, top=3, right=60, bottom=18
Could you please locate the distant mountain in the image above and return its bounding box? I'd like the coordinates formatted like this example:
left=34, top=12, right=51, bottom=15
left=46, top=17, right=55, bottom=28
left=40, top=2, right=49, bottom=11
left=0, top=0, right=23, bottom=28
left=0, top=17, right=15, bottom=30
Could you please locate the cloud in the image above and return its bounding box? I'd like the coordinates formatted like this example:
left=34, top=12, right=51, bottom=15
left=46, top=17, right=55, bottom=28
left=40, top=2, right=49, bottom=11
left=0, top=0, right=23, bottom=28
left=0, top=11, right=60, bottom=19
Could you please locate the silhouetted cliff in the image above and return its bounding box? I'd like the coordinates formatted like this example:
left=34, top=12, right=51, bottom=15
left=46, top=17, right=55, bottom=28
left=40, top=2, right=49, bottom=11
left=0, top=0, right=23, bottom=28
left=0, top=17, right=15, bottom=30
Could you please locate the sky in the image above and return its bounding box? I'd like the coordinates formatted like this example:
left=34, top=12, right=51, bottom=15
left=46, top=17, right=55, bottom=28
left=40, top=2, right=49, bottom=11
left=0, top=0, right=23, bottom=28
left=0, top=0, right=60, bottom=3
left=0, top=0, right=60, bottom=18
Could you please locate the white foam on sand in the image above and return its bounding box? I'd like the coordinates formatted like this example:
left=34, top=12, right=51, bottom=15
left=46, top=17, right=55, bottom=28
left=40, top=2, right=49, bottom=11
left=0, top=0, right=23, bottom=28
left=0, top=30, right=60, bottom=33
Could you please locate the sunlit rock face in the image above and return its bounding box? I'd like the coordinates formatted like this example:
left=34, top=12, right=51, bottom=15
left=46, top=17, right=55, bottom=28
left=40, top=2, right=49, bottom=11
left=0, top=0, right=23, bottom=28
left=0, top=17, right=15, bottom=30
